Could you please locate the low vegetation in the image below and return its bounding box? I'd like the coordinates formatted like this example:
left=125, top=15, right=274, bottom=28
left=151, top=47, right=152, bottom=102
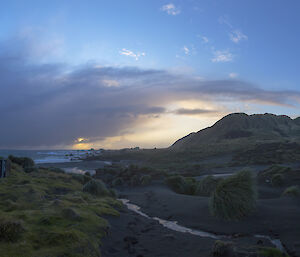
left=82, top=179, right=111, bottom=196
left=258, top=165, right=290, bottom=186
left=0, top=158, right=120, bottom=257
left=259, top=247, right=290, bottom=257
left=211, top=240, right=235, bottom=257
left=282, top=185, right=300, bottom=197
left=95, top=164, right=157, bottom=187
left=165, top=175, right=189, bottom=194
left=195, top=175, right=223, bottom=196
left=210, top=170, right=257, bottom=220
left=165, top=174, right=222, bottom=196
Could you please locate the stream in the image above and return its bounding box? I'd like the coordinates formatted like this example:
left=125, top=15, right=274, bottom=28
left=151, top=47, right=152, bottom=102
left=119, top=199, right=286, bottom=253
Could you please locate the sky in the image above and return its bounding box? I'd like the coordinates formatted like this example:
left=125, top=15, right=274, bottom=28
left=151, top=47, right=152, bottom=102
left=0, top=0, right=300, bottom=149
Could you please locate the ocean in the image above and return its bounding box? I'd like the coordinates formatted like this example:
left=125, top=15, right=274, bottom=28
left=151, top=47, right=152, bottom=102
left=0, top=149, right=100, bottom=164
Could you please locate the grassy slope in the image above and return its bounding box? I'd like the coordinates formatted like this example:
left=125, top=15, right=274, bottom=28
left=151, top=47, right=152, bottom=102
left=0, top=164, right=121, bottom=257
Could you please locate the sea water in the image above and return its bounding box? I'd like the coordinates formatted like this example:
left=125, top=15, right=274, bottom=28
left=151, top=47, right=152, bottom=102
left=0, top=149, right=101, bottom=164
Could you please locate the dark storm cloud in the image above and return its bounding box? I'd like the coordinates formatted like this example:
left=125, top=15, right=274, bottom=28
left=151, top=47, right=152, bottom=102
left=0, top=39, right=300, bottom=148
left=173, top=108, right=218, bottom=115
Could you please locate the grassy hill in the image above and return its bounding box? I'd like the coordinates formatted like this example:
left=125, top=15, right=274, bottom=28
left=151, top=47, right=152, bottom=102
left=0, top=161, right=120, bottom=257
left=171, top=113, right=300, bottom=151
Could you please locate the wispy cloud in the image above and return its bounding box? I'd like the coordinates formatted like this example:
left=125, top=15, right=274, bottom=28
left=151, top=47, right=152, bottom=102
left=161, top=3, right=181, bottom=15
left=119, top=48, right=146, bottom=60
left=218, top=15, right=233, bottom=28
left=219, top=15, right=248, bottom=43
left=212, top=50, right=233, bottom=63
left=229, top=30, right=248, bottom=43
left=202, top=36, right=209, bottom=43
left=183, top=46, right=190, bottom=55
left=229, top=72, right=238, bottom=78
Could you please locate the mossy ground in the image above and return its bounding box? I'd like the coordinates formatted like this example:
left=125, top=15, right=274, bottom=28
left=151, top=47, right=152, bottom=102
left=0, top=164, right=121, bottom=257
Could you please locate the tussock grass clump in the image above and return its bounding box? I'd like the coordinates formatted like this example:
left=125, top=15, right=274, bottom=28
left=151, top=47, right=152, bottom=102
left=0, top=218, right=24, bottom=242
left=211, top=240, right=235, bottom=257
left=130, top=174, right=140, bottom=186
left=61, top=208, right=82, bottom=221
left=271, top=173, right=284, bottom=187
left=140, top=175, right=152, bottom=186
left=8, top=155, right=34, bottom=168
left=259, top=247, right=290, bottom=257
left=258, top=165, right=290, bottom=186
left=165, top=176, right=201, bottom=195
left=72, top=173, right=92, bottom=184
left=48, top=167, right=65, bottom=174
left=165, top=175, right=186, bottom=194
left=83, top=179, right=110, bottom=196
left=24, top=166, right=39, bottom=173
left=210, top=170, right=257, bottom=220
left=112, top=177, right=124, bottom=187
left=282, top=185, right=300, bottom=197
left=183, top=177, right=197, bottom=195
left=195, top=175, right=222, bottom=196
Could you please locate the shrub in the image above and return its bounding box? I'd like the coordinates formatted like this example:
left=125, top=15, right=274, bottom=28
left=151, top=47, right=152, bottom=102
left=130, top=175, right=140, bottom=186
left=61, top=208, right=81, bottom=221
left=0, top=219, right=25, bottom=242
left=8, top=155, right=34, bottom=168
left=195, top=175, right=222, bottom=196
left=183, top=177, right=197, bottom=195
left=165, top=175, right=186, bottom=194
left=48, top=167, right=65, bottom=174
left=112, top=177, right=124, bottom=187
left=140, top=175, right=152, bottom=186
left=85, top=171, right=91, bottom=176
left=72, top=174, right=91, bottom=184
left=82, top=179, right=110, bottom=196
left=109, top=188, right=118, bottom=198
left=210, top=170, right=257, bottom=220
left=165, top=176, right=198, bottom=195
left=211, top=240, right=235, bottom=257
left=24, top=166, right=39, bottom=173
left=258, top=165, right=290, bottom=185
left=282, top=185, right=300, bottom=197
left=259, top=247, right=289, bottom=257
left=271, top=174, right=284, bottom=187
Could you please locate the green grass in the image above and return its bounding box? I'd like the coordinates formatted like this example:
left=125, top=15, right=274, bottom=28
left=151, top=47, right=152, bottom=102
left=211, top=240, right=235, bottom=257
left=140, top=175, right=152, bottom=186
left=83, top=179, right=110, bottom=196
left=271, top=173, right=285, bottom=187
left=0, top=164, right=120, bottom=257
left=165, top=175, right=187, bottom=194
left=282, top=185, right=300, bottom=197
left=195, top=175, right=222, bottom=197
left=259, top=247, right=290, bottom=257
left=210, top=170, right=257, bottom=220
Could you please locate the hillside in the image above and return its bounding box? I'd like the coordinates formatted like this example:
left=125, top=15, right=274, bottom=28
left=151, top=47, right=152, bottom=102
left=171, top=113, right=300, bottom=151
left=0, top=159, right=120, bottom=257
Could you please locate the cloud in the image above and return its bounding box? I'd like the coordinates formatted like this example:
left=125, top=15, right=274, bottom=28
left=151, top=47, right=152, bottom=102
left=212, top=50, right=233, bottom=63
left=229, top=72, right=238, bottom=78
left=219, top=16, right=248, bottom=44
left=161, top=3, right=180, bottom=15
left=0, top=37, right=299, bottom=148
left=229, top=30, right=248, bottom=43
left=102, top=79, right=120, bottom=87
left=173, top=108, right=218, bottom=116
left=119, top=48, right=146, bottom=60
left=218, top=15, right=233, bottom=28
left=202, top=36, right=209, bottom=43
left=183, top=46, right=190, bottom=55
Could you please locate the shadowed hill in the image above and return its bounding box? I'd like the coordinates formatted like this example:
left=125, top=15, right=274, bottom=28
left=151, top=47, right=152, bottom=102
left=171, top=113, right=300, bottom=151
